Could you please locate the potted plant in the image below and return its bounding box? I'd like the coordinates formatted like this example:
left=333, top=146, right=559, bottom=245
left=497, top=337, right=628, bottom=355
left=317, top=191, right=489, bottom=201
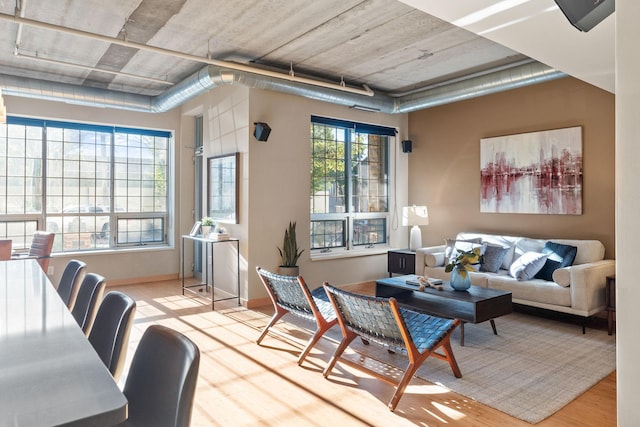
left=445, top=247, right=483, bottom=291
left=201, top=217, right=214, bottom=237
left=277, top=221, right=304, bottom=276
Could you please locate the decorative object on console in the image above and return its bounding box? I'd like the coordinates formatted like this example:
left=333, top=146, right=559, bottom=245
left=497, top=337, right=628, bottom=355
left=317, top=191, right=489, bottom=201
left=277, top=221, right=304, bottom=276
left=200, top=217, right=214, bottom=238
left=445, top=247, right=482, bottom=291
left=402, top=205, right=429, bottom=251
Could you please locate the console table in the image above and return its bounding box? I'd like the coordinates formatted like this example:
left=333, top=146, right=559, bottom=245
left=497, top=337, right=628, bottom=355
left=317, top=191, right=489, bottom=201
left=181, top=234, right=241, bottom=309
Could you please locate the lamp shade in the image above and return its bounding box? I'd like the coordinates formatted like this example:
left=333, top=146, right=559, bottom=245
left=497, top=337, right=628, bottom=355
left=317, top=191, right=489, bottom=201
left=402, top=205, right=429, bottom=226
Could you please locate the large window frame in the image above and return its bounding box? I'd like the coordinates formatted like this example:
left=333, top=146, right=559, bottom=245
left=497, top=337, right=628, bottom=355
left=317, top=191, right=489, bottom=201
left=310, top=116, right=392, bottom=253
left=0, top=116, right=171, bottom=253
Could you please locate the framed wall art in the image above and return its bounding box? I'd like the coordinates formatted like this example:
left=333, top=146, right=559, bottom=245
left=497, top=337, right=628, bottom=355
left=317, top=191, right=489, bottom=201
left=480, top=126, right=582, bottom=215
left=208, top=153, right=239, bottom=223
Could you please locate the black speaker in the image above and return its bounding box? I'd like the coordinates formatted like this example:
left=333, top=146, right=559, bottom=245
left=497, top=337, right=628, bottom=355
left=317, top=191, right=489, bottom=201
left=253, top=122, right=271, bottom=141
left=554, top=0, right=614, bottom=32
left=401, top=140, right=412, bottom=153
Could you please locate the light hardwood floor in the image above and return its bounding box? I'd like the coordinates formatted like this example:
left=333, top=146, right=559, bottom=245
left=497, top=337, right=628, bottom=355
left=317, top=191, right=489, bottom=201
left=114, top=279, right=616, bottom=427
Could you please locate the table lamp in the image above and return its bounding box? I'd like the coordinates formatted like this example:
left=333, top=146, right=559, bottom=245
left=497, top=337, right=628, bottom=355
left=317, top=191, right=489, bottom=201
left=402, top=205, right=429, bottom=251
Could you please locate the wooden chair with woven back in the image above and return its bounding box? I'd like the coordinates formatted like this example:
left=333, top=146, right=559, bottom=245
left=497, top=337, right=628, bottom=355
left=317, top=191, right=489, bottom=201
left=256, top=266, right=338, bottom=365
left=322, top=282, right=462, bottom=411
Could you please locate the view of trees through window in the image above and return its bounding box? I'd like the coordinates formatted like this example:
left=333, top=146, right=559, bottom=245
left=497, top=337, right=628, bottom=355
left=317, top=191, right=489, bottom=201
left=310, top=116, right=390, bottom=251
left=0, top=117, right=170, bottom=252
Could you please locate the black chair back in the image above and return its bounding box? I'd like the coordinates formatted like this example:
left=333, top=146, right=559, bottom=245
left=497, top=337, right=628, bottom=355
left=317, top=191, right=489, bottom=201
left=122, top=325, right=200, bottom=427
left=71, top=273, right=106, bottom=335
left=88, top=291, right=136, bottom=381
left=57, top=259, right=87, bottom=309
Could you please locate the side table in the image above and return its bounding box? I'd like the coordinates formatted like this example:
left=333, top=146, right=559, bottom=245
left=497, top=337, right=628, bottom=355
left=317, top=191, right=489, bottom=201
left=387, top=249, right=416, bottom=277
left=181, top=234, right=241, bottom=310
left=605, top=275, right=616, bottom=335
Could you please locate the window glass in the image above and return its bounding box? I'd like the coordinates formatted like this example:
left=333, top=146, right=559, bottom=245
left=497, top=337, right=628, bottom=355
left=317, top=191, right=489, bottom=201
left=0, top=118, right=171, bottom=252
left=310, top=117, right=391, bottom=251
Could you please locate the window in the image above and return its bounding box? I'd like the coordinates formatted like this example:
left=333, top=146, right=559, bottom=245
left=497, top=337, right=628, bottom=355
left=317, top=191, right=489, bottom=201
left=310, top=116, right=392, bottom=251
left=0, top=117, right=171, bottom=252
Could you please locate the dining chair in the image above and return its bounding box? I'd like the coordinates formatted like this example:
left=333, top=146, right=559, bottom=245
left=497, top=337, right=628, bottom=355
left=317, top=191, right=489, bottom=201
left=322, top=282, right=462, bottom=411
left=0, top=239, right=11, bottom=261
left=12, top=231, right=56, bottom=272
left=88, top=291, right=136, bottom=382
left=256, top=266, right=337, bottom=365
left=56, top=259, right=87, bottom=310
left=71, top=273, right=106, bottom=335
left=121, top=324, right=200, bottom=427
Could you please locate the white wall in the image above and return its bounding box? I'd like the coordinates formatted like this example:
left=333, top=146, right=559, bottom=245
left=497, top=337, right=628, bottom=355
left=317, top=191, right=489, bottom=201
left=4, top=95, right=183, bottom=285
left=616, top=0, right=639, bottom=422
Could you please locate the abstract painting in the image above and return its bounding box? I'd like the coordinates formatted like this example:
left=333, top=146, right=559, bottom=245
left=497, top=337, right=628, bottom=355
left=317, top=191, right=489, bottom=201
left=480, top=126, right=582, bottom=214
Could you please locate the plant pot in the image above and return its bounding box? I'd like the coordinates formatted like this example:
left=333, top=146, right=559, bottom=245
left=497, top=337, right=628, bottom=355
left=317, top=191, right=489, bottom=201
left=450, top=267, right=471, bottom=291
left=278, top=266, right=299, bottom=276
left=201, top=225, right=212, bottom=237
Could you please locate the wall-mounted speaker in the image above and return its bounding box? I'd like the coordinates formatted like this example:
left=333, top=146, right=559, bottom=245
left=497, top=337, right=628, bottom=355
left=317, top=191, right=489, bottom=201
left=401, top=140, right=412, bottom=153
left=554, top=0, right=614, bottom=32
left=254, top=122, right=271, bottom=141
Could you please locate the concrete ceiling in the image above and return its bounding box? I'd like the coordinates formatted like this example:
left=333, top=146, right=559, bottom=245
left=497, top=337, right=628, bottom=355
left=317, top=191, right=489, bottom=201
left=0, top=0, right=614, bottom=109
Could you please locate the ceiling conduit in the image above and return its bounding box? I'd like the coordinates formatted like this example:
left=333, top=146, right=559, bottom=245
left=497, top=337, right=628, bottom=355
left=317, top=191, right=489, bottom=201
left=0, top=61, right=565, bottom=114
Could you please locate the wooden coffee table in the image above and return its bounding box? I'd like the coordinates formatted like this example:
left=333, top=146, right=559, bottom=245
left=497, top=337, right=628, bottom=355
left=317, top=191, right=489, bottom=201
left=376, top=274, right=512, bottom=345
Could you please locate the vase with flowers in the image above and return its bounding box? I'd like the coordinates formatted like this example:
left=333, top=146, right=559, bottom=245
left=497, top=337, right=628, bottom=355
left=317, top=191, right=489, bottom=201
left=201, top=217, right=214, bottom=238
left=445, top=247, right=483, bottom=291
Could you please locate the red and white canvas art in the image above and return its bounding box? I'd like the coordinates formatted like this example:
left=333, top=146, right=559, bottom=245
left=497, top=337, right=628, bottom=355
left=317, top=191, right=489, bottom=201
left=480, top=126, right=582, bottom=215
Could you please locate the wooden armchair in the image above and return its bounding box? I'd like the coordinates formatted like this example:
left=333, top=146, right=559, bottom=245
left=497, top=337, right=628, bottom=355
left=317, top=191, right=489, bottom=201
left=256, top=267, right=337, bottom=365
left=322, top=282, right=462, bottom=411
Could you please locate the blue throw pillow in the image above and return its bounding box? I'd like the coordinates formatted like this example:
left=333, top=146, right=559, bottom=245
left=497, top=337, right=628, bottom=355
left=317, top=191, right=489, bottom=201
left=534, top=241, right=578, bottom=281
left=480, top=244, right=510, bottom=273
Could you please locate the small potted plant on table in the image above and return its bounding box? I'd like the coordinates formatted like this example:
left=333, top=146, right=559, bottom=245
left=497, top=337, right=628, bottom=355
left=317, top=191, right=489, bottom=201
left=277, top=221, right=304, bottom=276
left=201, top=217, right=214, bottom=238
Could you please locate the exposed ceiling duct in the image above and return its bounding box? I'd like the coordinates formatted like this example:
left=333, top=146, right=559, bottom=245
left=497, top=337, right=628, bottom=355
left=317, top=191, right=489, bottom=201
left=0, top=61, right=565, bottom=115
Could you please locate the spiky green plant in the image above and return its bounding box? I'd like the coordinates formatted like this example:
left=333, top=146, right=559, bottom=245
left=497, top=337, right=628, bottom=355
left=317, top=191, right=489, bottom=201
left=277, top=221, right=304, bottom=267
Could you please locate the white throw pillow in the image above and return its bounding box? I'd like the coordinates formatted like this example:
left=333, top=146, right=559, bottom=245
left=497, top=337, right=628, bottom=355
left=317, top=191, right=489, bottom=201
left=509, top=251, right=549, bottom=281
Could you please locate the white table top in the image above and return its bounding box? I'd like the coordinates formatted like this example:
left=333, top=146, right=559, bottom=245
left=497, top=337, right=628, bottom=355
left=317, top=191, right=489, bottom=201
left=0, top=259, right=127, bottom=426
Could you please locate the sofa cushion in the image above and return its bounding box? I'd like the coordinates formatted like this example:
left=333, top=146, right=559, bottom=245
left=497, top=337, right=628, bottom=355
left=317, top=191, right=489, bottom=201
left=535, top=241, right=578, bottom=281
left=480, top=244, right=510, bottom=273
left=425, top=252, right=446, bottom=267
left=444, top=238, right=482, bottom=260
left=552, top=267, right=571, bottom=287
left=551, top=239, right=605, bottom=265
left=487, top=275, right=572, bottom=307
left=509, top=251, right=548, bottom=280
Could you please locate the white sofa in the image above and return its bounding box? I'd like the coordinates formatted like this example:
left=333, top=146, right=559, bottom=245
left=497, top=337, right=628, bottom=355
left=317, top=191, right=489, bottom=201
left=416, top=232, right=616, bottom=320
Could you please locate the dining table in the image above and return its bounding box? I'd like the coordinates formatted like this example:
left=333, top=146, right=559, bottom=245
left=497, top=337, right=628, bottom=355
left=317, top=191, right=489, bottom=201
left=0, top=258, right=128, bottom=426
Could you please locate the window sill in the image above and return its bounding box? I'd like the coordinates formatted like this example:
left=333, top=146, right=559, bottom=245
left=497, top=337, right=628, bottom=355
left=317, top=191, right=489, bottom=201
left=310, top=246, right=389, bottom=261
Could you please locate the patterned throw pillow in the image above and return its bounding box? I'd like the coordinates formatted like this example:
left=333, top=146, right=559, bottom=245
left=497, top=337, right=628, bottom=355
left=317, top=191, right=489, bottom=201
left=480, top=244, right=510, bottom=273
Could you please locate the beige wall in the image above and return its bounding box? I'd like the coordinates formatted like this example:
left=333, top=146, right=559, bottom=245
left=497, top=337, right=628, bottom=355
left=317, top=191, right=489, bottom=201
left=407, top=77, right=615, bottom=258
left=245, top=89, right=409, bottom=301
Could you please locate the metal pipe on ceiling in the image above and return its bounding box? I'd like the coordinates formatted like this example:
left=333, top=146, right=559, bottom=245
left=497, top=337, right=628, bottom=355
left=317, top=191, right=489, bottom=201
left=0, top=61, right=566, bottom=114
left=0, top=11, right=375, bottom=98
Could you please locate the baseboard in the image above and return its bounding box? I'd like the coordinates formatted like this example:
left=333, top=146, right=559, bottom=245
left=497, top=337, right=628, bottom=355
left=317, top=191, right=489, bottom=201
left=106, top=273, right=179, bottom=287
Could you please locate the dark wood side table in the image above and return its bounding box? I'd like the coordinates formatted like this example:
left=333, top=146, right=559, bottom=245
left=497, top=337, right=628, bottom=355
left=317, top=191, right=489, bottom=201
left=387, top=249, right=415, bottom=276
left=606, top=275, right=616, bottom=335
